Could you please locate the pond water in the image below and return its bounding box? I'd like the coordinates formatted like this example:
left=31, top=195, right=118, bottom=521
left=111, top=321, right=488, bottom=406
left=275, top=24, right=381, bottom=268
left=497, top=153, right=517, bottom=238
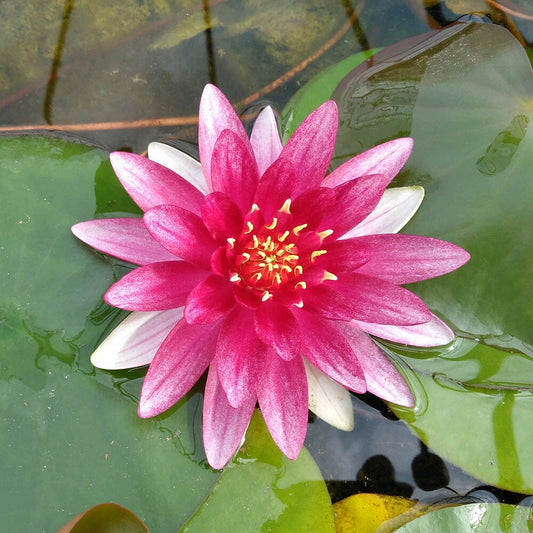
left=1, top=1, right=533, bottom=531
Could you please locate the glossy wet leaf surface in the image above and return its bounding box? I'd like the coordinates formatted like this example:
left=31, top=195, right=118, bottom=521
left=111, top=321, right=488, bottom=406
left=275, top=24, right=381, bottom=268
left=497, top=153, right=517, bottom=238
left=298, top=22, right=533, bottom=494
left=392, top=502, right=533, bottom=532
left=0, top=135, right=333, bottom=531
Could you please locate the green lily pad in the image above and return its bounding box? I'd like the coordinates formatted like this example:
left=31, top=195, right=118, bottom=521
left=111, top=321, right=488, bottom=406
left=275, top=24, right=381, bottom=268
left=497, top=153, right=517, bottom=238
left=284, top=23, right=533, bottom=493
left=280, top=49, right=380, bottom=143
left=0, top=134, right=334, bottom=531
left=331, top=22, right=533, bottom=348
left=181, top=410, right=335, bottom=533
left=388, top=340, right=533, bottom=493
left=391, top=502, right=533, bottom=533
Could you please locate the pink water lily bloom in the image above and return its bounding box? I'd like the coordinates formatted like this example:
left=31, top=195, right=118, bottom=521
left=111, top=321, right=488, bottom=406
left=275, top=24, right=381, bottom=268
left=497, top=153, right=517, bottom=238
left=72, top=84, right=469, bottom=468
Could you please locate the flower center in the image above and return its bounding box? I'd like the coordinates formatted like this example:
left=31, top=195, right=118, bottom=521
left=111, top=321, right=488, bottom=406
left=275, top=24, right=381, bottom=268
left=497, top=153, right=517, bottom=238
left=236, top=229, right=302, bottom=291
left=226, top=199, right=333, bottom=304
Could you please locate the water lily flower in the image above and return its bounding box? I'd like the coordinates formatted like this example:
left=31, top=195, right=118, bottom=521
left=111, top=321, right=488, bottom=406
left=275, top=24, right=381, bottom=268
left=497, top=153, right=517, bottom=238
left=72, top=84, right=470, bottom=468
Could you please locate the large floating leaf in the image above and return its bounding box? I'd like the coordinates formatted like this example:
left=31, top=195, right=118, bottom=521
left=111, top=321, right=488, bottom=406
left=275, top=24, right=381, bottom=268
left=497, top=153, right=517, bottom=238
left=0, top=135, right=218, bottom=531
left=331, top=22, right=533, bottom=348
left=389, top=340, right=533, bottom=493
left=286, top=23, right=533, bottom=493
left=0, top=135, right=333, bottom=531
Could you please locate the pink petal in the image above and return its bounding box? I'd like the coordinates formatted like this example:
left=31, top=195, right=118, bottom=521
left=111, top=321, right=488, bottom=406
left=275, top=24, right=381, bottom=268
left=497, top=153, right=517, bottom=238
left=91, top=309, right=182, bottom=370
left=254, top=302, right=301, bottom=361
left=319, top=173, right=393, bottom=237
left=316, top=239, right=368, bottom=275
left=198, top=84, right=251, bottom=189
left=105, top=261, right=208, bottom=311
left=350, top=234, right=470, bottom=284
left=250, top=106, right=283, bottom=176
left=303, top=274, right=432, bottom=326
left=147, top=141, right=208, bottom=194
left=293, top=310, right=366, bottom=393
left=216, top=306, right=264, bottom=408
left=337, top=321, right=414, bottom=407
left=72, top=218, right=176, bottom=265
left=257, top=348, right=308, bottom=460
left=144, top=205, right=217, bottom=268
left=203, top=364, right=257, bottom=469
left=109, top=152, right=205, bottom=213
left=354, top=234, right=470, bottom=285
left=343, top=186, right=425, bottom=238
left=254, top=157, right=297, bottom=219
left=184, top=274, right=235, bottom=324
left=210, top=129, right=259, bottom=213
left=201, top=192, right=243, bottom=244
left=290, top=186, right=337, bottom=230
left=280, top=101, right=338, bottom=195
left=138, top=318, right=220, bottom=417
left=232, top=285, right=261, bottom=309
left=322, top=137, right=414, bottom=188
left=353, top=313, right=454, bottom=347
left=304, top=360, right=354, bottom=431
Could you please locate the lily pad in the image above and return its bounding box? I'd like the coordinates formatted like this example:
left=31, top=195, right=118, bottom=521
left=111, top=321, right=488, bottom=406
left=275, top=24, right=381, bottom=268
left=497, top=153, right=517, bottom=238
left=181, top=410, right=335, bottom=533
left=388, top=340, right=533, bottom=493
left=0, top=134, right=218, bottom=531
left=280, top=49, right=380, bottom=142
left=283, top=22, right=533, bottom=493
left=331, top=22, right=533, bottom=348
left=0, top=134, right=334, bottom=531
left=391, top=502, right=533, bottom=533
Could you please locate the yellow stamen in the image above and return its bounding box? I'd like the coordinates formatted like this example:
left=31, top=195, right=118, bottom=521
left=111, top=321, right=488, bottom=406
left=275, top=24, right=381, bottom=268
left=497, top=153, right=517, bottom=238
left=292, top=300, right=304, bottom=308
left=250, top=203, right=260, bottom=213
left=240, top=252, right=250, bottom=263
left=317, top=229, right=333, bottom=241
left=274, top=273, right=282, bottom=284
left=280, top=198, right=292, bottom=214
left=294, top=265, right=303, bottom=275
left=293, top=223, right=308, bottom=235
left=227, top=238, right=236, bottom=248
left=261, top=291, right=273, bottom=302
left=285, top=254, right=299, bottom=262
left=252, top=235, right=260, bottom=248
left=295, top=281, right=307, bottom=290
left=229, top=273, right=241, bottom=282
left=278, top=230, right=290, bottom=242
left=322, top=270, right=338, bottom=282
left=244, top=221, right=254, bottom=234
left=311, top=250, right=327, bottom=261
left=253, top=272, right=263, bottom=281
left=265, top=217, right=278, bottom=230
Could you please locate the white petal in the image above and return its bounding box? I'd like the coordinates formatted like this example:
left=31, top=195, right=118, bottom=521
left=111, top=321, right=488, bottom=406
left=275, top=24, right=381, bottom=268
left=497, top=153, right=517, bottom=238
left=147, top=142, right=209, bottom=194
left=91, top=308, right=183, bottom=370
left=250, top=106, right=283, bottom=176
left=304, top=359, right=354, bottom=431
left=342, top=186, right=424, bottom=238
left=353, top=313, right=454, bottom=347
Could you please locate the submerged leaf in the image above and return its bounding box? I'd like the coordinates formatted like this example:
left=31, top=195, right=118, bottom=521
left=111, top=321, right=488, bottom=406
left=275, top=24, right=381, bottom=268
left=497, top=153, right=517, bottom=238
left=56, top=503, right=148, bottom=533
